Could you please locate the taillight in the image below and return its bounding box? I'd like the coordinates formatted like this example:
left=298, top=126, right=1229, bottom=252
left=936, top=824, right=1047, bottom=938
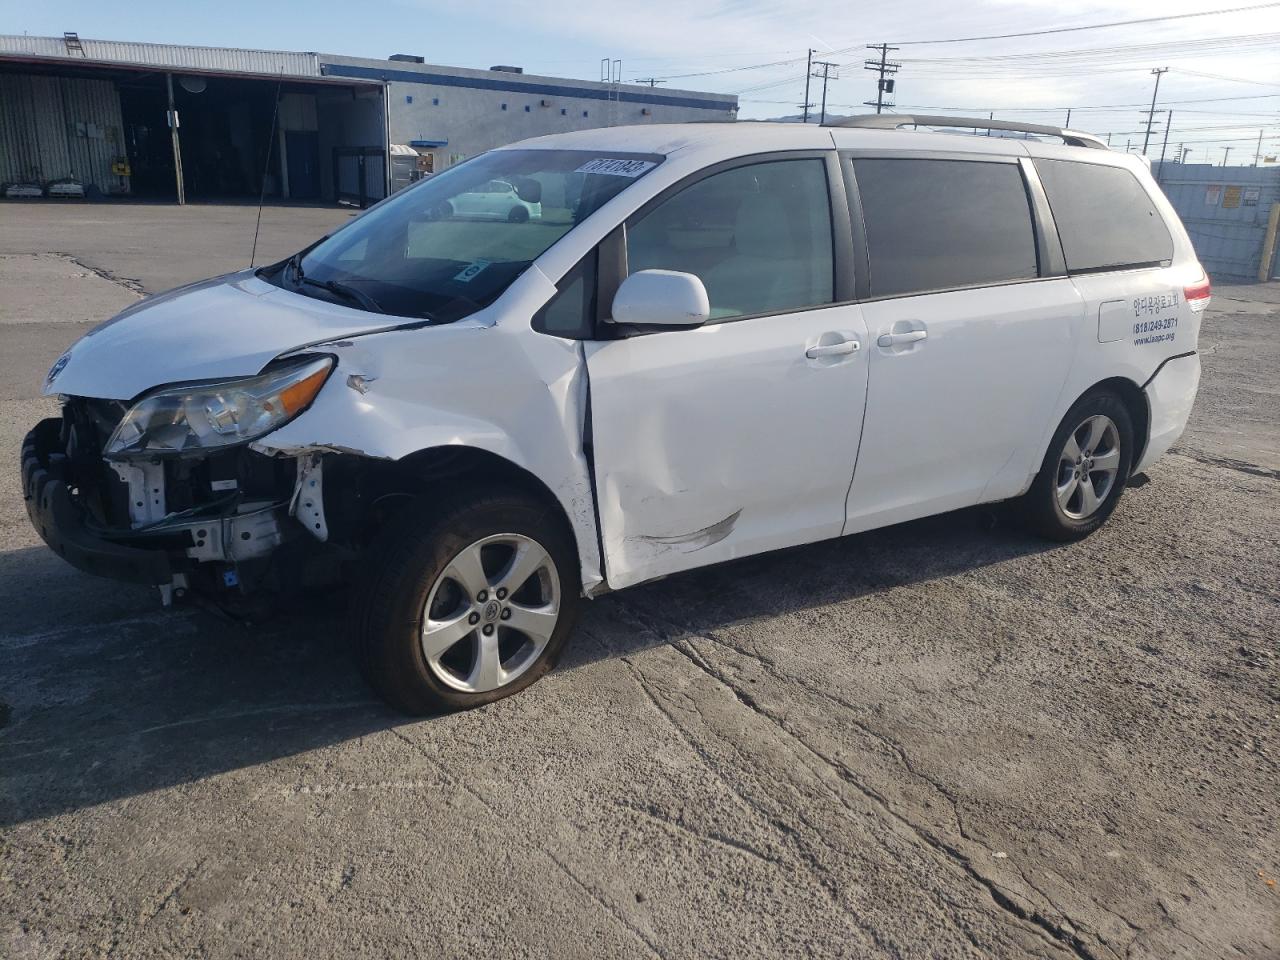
left=1185, top=276, right=1212, bottom=313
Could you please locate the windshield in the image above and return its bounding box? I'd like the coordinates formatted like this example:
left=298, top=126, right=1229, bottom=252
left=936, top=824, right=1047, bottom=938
left=266, top=149, right=662, bottom=323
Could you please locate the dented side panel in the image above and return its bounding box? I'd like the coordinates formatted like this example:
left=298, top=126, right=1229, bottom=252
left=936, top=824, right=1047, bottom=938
left=583, top=303, right=870, bottom=590
left=252, top=267, right=606, bottom=595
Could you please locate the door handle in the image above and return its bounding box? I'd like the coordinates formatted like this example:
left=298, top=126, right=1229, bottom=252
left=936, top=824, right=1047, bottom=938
left=877, top=330, right=928, bottom=348
left=805, top=340, right=860, bottom=359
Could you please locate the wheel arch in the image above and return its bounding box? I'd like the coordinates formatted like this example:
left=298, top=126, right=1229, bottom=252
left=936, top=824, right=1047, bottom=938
left=326, top=444, right=583, bottom=558
left=1073, top=376, right=1151, bottom=473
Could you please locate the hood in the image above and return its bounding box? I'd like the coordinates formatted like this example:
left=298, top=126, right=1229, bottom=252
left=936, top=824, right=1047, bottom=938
left=45, top=270, right=414, bottom=400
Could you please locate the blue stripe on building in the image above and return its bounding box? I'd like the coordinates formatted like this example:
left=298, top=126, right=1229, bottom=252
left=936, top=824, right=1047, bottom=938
left=320, top=63, right=736, bottom=113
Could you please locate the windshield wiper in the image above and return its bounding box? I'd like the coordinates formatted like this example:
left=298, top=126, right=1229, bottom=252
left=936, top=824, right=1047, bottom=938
left=288, top=255, right=385, bottom=314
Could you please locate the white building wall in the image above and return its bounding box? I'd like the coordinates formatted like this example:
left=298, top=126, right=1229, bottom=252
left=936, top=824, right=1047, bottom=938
left=319, top=54, right=737, bottom=170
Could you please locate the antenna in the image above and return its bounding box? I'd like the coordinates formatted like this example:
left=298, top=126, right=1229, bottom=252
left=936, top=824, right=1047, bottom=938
left=250, top=65, right=286, bottom=268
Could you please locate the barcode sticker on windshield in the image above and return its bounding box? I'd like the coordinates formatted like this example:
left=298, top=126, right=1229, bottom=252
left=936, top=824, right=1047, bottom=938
left=575, top=158, right=656, bottom=178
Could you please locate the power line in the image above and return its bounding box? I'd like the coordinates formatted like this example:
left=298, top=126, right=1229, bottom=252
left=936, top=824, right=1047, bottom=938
left=887, top=1, right=1280, bottom=45
left=647, top=3, right=1280, bottom=88
left=1174, top=67, right=1280, bottom=88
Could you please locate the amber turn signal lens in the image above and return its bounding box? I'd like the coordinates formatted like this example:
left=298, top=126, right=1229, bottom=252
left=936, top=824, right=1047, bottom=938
left=279, top=366, right=331, bottom=415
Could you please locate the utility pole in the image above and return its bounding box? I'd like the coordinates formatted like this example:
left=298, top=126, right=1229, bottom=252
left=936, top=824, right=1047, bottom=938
left=1156, top=110, right=1172, bottom=182
left=1222, top=146, right=1233, bottom=166
left=1255, top=128, right=1265, bottom=166
left=812, top=60, right=838, bottom=125
left=1065, top=108, right=1071, bottom=128
left=864, top=44, right=900, bottom=115
left=802, top=48, right=815, bottom=123
left=1142, top=67, right=1169, bottom=155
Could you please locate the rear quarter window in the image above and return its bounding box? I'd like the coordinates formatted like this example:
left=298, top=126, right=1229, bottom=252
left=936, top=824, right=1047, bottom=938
left=1034, top=159, right=1174, bottom=273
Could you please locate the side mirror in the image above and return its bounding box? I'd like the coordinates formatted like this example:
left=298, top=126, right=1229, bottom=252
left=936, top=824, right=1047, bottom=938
left=513, top=177, right=542, bottom=203
left=610, top=270, right=710, bottom=328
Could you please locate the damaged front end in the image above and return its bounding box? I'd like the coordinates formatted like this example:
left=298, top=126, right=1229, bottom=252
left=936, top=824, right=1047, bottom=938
left=22, top=362, right=340, bottom=606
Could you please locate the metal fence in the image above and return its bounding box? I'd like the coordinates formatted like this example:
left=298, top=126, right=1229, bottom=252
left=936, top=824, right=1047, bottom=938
left=1153, top=163, right=1280, bottom=280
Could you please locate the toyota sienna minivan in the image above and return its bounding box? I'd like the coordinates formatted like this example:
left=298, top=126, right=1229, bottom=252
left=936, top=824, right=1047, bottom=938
left=22, top=116, right=1208, bottom=713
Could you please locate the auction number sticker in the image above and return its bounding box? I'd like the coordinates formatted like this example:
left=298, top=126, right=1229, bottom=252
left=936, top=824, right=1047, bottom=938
left=575, top=158, right=656, bottom=178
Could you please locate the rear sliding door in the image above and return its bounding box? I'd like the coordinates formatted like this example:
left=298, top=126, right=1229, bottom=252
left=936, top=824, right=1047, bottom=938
left=843, top=154, right=1086, bottom=533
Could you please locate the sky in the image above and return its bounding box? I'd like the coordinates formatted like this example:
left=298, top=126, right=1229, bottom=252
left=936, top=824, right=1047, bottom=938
left=4, top=0, right=1279, bottom=163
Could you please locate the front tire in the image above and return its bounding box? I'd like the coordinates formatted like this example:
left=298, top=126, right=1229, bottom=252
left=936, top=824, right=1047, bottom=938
left=1019, top=391, right=1135, bottom=542
left=351, top=489, right=581, bottom=714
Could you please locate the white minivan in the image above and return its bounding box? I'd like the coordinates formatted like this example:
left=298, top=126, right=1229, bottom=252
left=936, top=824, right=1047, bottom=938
left=23, top=117, right=1208, bottom=713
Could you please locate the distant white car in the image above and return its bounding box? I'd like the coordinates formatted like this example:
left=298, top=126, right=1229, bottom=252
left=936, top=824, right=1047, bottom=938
left=25, top=118, right=1208, bottom=714
left=448, top=178, right=542, bottom=221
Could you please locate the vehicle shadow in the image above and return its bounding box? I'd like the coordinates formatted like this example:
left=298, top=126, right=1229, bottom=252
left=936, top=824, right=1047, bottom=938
left=0, top=506, right=1053, bottom=826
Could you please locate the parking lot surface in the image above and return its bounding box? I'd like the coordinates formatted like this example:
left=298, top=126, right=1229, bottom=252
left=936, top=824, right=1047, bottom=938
left=2, top=202, right=1277, bottom=959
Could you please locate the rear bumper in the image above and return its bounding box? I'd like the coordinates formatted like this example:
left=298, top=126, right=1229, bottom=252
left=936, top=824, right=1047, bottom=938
left=21, top=418, right=173, bottom=585
left=1135, top=352, right=1201, bottom=474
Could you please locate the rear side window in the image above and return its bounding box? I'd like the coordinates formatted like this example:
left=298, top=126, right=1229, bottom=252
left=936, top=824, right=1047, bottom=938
left=853, top=158, right=1038, bottom=298
left=1034, top=159, right=1173, bottom=273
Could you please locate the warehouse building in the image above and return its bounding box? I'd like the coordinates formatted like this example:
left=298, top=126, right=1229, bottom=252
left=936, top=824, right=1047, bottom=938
left=0, top=33, right=737, bottom=206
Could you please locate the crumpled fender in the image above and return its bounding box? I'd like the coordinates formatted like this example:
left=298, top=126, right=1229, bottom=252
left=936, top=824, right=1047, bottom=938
left=251, top=267, right=604, bottom=595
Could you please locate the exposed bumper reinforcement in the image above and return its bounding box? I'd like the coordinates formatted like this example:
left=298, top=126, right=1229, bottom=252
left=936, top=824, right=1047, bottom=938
left=21, top=418, right=172, bottom=585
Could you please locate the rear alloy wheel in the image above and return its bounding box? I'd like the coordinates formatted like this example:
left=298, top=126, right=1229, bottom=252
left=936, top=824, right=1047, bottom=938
left=1055, top=415, right=1122, bottom=521
left=352, top=490, right=580, bottom=714
left=507, top=205, right=530, bottom=223
left=1019, top=391, right=1135, bottom=541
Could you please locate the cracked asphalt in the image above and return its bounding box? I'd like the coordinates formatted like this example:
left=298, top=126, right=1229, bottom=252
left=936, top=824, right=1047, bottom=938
left=2, top=203, right=1277, bottom=959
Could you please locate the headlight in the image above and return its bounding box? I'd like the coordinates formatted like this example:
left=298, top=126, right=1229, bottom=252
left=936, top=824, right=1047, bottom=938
left=105, top=356, right=333, bottom=457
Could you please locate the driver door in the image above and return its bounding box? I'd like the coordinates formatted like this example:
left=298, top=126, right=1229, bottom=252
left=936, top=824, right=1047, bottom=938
left=583, top=154, right=869, bottom=589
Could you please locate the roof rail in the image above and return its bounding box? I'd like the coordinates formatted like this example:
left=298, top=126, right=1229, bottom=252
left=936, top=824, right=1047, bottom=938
left=827, top=114, right=1109, bottom=150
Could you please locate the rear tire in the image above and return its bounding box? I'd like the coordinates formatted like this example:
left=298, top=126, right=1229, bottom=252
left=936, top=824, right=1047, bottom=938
left=1018, top=390, right=1135, bottom=542
left=507, top=206, right=530, bottom=223
left=351, top=488, right=581, bottom=715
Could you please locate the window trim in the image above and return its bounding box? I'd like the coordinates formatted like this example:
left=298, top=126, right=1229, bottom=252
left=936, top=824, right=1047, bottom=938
left=597, top=149, right=853, bottom=336
left=531, top=246, right=599, bottom=339
left=841, top=149, right=1063, bottom=303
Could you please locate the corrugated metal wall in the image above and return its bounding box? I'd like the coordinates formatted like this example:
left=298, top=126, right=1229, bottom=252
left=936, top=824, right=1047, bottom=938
left=0, top=34, right=319, bottom=77
left=1154, top=163, right=1280, bottom=279
left=0, top=73, right=128, bottom=192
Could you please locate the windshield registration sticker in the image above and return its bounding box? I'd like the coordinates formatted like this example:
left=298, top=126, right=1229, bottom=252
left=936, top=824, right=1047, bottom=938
left=453, top=259, right=491, bottom=283
left=575, top=158, right=656, bottom=178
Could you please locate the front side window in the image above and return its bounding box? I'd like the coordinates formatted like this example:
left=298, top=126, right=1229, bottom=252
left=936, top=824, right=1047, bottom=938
left=853, top=158, right=1039, bottom=299
left=626, top=158, right=834, bottom=321
left=1034, top=159, right=1174, bottom=273
left=263, top=149, right=661, bottom=323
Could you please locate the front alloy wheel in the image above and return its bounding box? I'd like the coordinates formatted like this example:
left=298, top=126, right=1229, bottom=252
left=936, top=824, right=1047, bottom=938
left=352, top=489, right=580, bottom=714
left=423, top=534, right=561, bottom=693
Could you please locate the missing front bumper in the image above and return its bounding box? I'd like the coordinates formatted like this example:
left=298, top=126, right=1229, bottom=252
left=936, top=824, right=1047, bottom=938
left=22, top=419, right=173, bottom=585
